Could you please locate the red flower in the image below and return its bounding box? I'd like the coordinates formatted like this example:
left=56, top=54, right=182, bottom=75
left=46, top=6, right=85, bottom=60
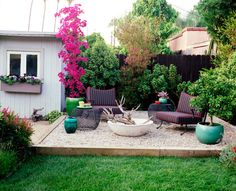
left=232, top=146, right=236, bottom=153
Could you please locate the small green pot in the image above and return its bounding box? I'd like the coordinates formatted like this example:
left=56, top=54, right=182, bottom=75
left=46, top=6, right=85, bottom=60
left=159, top=98, right=168, bottom=104
left=64, top=117, right=77, bottom=133
left=195, top=122, right=224, bottom=144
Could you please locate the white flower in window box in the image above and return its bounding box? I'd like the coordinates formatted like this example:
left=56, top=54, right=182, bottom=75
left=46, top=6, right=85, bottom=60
left=0, top=75, right=42, bottom=94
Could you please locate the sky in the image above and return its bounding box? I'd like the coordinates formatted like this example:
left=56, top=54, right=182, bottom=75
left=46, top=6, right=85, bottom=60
left=0, top=0, right=200, bottom=44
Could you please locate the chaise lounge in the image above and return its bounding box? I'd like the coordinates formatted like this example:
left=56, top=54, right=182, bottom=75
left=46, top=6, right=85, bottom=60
left=155, top=92, right=206, bottom=133
left=86, top=87, right=123, bottom=115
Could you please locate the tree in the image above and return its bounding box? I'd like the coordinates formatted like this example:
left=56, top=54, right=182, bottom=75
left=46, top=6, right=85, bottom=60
left=132, top=0, right=179, bottom=54
left=81, top=34, right=120, bottom=89
left=197, top=0, right=236, bottom=43
left=132, top=0, right=178, bottom=22
left=55, top=4, right=88, bottom=97
left=85, top=32, right=105, bottom=47
left=115, top=15, right=160, bottom=72
left=176, top=8, right=206, bottom=29
left=213, top=12, right=236, bottom=65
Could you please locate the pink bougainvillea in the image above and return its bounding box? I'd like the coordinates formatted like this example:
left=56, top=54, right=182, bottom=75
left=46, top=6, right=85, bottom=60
left=55, top=4, right=88, bottom=97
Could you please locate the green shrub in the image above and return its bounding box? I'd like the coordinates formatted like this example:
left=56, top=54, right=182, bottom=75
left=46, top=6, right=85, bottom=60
left=0, top=108, right=33, bottom=159
left=189, top=52, right=236, bottom=124
left=0, top=149, right=17, bottom=178
left=177, top=81, right=193, bottom=94
left=118, top=64, right=182, bottom=109
left=81, top=36, right=120, bottom=89
left=117, top=68, right=142, bottom=109
left=45, top=110, right=62, bottom=124
left=151, top=64, right=182, bottom=97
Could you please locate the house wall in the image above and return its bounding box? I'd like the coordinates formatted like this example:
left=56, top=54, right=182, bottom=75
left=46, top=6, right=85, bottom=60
left=0, top=36, right=64, bottom=118
left=168, top=27, right=211, bottom=55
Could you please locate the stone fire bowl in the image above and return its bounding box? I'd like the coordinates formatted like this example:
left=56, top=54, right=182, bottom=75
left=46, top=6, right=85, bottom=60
left=107, top=118, right=153, bottom=137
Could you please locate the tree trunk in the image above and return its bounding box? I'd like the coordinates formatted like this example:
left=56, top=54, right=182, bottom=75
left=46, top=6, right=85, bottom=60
left=54, top=0, right=60, bottom=32
left=210, top=116, right=213, bottom=126
left=67, top=0, right=74, bottom=5
left=28, top=0, right=34, bottom=31
left=42, top=0, right=47, bottom=32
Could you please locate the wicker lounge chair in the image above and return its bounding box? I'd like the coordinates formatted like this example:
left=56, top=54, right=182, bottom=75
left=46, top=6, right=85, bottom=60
left=155, top=92, right=206, bottom=134
left=86, top=87, right=123, bottom=115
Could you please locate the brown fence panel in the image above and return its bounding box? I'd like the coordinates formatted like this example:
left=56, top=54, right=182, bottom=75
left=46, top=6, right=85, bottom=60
left=117, top=54, right=214, bottom=82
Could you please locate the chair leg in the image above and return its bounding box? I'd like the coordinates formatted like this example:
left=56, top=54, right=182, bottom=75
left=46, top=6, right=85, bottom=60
left=180, top=124, right=188, bottom=135
left=156, top=121, right=163, bottom=129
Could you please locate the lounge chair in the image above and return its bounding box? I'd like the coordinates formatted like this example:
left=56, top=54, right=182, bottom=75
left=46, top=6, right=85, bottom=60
left=86, top=87, right=123, bottom=115
left=155, top=92, right=206, bottom=134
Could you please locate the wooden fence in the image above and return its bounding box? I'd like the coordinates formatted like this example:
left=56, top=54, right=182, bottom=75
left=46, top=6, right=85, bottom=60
left=117, top=54, right=214, bottom=82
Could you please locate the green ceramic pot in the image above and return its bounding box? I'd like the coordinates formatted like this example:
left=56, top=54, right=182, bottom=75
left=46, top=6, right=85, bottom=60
left=64, top=117, right=77, bottom=133
left=66, top=97, right=84, bottom=116
left=159, top=98, right=168, bottom=104
left=195, top=122, right=224, bottom=144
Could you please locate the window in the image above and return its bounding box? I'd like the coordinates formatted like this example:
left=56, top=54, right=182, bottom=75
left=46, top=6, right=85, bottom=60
left=7, top=51, right=40, bottom=77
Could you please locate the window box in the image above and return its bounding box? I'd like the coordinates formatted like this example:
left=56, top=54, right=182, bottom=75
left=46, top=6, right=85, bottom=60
left=0, top=82, right=42, bottom=94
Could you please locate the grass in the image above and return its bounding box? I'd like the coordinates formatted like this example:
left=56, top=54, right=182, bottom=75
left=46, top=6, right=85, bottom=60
left=0, top=155, right=235, bottom=191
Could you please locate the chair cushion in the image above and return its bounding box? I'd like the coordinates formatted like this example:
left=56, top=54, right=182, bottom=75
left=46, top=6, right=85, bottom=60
left=156, top=111, right=202, bottom=124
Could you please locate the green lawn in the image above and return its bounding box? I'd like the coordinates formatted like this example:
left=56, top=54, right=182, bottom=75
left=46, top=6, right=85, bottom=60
left=0, top=155, right=235, bottom=191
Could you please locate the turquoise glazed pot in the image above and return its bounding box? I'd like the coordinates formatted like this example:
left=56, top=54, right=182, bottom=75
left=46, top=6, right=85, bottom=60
left=195, top=122, right=224, bottom=144
left=66, top=97, right=84, bottom=116
left=64, top=117, right=77, bottom=133
left=159, top=98, right=168, bottom=104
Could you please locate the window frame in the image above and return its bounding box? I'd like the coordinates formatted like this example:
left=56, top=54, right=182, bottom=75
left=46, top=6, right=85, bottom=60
left=7, top=51, right=40, bottom=77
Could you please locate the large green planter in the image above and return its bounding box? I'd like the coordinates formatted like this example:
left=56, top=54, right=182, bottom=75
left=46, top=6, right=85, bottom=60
left=64, top=117, right=77, bottom=133
left=66, top=97, right=84, bottom=116
left=195, top=122, right=224, bottom=144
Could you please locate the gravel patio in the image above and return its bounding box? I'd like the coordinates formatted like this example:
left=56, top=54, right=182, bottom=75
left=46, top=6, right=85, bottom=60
left=32, top=111, right=236, bottom=151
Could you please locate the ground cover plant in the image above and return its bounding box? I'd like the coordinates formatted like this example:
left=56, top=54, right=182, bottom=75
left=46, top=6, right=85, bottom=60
left=45, top=110, right=62, bottom=124
left=0, top=155, right=235, bottom=191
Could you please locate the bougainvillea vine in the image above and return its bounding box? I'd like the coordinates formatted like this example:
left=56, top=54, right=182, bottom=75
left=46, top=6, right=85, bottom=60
left=55, top=4, right=88, bottom=97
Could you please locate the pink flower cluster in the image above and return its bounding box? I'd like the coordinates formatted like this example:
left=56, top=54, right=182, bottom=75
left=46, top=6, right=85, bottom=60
left=55, top=4, right=88, bottom=97
left=1, top=107, right=32, bottom=132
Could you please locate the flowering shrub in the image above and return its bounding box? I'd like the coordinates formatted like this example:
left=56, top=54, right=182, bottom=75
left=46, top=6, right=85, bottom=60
left=0, top=75, right=42, bottom=85
left=0, top=108, right=33, bottom=159
left=55, top=4, right=88, bottom=98
left=220, top=144, right=236, bottom=168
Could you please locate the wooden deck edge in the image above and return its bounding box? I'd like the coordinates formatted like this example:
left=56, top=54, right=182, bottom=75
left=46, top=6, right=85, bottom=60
left=33, top=115, right=66, bottom=145
left=32, top=146, right=221, bottom=157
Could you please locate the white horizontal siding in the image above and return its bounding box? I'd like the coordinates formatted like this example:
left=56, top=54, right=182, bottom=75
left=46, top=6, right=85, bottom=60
left=0, top=36, right=64, bottom=118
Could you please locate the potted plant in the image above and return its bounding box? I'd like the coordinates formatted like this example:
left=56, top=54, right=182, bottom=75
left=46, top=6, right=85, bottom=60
left=157, top=91, right=169, bottom=104
left=189, top=68, right=236, bottom=144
